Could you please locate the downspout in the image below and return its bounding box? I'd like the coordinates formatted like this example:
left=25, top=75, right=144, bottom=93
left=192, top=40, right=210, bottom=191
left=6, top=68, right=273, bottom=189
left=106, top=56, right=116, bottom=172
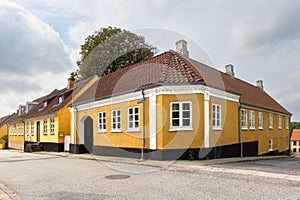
left=74, top=105, right=78, bottom=154
left=141, top=89, right=145, bottom=160
left=238, top=101, right=243, bottom=158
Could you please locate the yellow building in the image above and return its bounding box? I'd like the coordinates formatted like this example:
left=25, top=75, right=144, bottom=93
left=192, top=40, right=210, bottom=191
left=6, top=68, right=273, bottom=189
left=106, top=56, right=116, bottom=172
left=0, top=115, right=12, bottom=149
left=7, top=112, right=25, bottom=150
left=70, top=40, right=291, bottom=160
left=23, top=76, right=98, bottom=152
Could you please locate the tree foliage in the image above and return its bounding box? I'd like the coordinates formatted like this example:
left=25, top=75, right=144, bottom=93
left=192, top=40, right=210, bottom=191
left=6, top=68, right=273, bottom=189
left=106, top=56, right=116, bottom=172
left=75, top=27, right=157, bottom=80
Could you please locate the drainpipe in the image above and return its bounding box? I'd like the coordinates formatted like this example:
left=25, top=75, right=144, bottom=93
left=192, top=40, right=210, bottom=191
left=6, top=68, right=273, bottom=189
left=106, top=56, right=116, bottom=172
left=238, top=101, right=243, bottom=158
left=141, top=89, right=145, bottom=160
left=74, top=105, right=78, bottom=154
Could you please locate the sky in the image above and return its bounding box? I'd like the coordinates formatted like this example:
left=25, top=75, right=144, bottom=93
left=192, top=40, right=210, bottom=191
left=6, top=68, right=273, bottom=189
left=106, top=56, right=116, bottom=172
left=0, top=0, right=299, bottom=120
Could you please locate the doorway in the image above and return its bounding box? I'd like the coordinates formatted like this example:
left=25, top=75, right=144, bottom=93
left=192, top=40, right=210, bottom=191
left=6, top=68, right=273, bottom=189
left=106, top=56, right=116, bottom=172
left=81, top=116, right=93, bottom=153
left=36, top=121, right=40, bottom=143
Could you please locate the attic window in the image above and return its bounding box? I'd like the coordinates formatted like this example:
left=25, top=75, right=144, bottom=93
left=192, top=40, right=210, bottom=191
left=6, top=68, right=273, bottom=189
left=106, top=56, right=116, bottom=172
left=43, top=101, right=47, bottom=108
left=58, top=96, right=63, bottom=104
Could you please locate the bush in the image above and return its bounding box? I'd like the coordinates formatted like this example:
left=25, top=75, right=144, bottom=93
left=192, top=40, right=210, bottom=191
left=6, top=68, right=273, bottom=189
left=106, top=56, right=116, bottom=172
left=0, top=134, right=8, bottom=149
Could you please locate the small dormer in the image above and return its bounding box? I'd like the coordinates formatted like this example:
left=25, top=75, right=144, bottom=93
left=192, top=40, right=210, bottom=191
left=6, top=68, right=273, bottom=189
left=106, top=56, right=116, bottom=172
left=26, top=101, right=38, bottom=113
left=43, top=101, right=47, bottom=108
left=58, top=95, right=64, bottom=104
left=18, top=105, right=26, bottom=115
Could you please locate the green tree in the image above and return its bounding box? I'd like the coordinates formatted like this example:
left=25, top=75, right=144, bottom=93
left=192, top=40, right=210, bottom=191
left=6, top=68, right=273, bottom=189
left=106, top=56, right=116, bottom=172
left=75, top=27, right=157, bottom=80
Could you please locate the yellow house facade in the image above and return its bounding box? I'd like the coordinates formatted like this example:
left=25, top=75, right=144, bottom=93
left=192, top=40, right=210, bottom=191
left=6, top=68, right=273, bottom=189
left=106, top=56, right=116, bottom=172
left=70, top=42, right=291, bottom=160
left=23, top=76, right=98, bottom=152
left=6, top=112, right=25, bottom=150
left=0, top=115, right=12, bottom=149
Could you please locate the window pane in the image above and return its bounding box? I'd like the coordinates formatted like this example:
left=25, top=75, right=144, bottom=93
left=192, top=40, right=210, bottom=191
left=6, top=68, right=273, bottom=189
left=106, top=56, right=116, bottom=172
left=113, top=124, right=116, bottom=129
left=135, top=122, right=139, bottom=128
left=172, top=104, right=179, bottom=110
left=182, top=103, right=190, bottom=110
left=117, top=117, right=121, bottom=122
left=135, top=107, right=139, bottom=114
left=135, top=114, right=139, bottom=121
left=129, top=122, right=133, bottom=128
left=183, top=111, right=190, bottom=118
left=172, top=119, right=180, bottom=127
left=172, top=111, right=179, bottom=118
left=183, top=119, right=190, bottom=126
left=129, top=109, right=133, bottom=114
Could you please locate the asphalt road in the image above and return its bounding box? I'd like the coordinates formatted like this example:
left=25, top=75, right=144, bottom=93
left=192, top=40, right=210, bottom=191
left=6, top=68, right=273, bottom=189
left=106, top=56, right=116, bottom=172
left=0, top=151, right=299, bottom=200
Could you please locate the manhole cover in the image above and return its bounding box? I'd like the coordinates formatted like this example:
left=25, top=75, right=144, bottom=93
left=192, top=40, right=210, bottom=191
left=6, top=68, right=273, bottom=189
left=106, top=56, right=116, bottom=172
left=105, top=175, right=130, bottom=180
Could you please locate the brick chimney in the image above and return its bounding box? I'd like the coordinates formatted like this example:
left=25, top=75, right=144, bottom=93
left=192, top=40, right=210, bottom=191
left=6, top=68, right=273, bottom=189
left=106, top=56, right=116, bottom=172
left=225, top=64, right=235, bottom=78
left=256, top=80, right=264, bottom=90
left=176, top=39, right=189, bottom=58
left=67, top=78, right=75, bottom=89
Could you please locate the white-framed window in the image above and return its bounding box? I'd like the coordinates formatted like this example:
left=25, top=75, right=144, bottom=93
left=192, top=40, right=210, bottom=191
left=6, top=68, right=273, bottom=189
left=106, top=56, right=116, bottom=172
left=286, top=116, right=289, bottom=130
left=50, top=118, right=55, bottom=134
left=43, top=101, right=47, bottom=108
left=26, top=122, right=29, bottom=135
left=258, top=112, right=263, bottom=130
left=269, top=113, right=273, bottom=129
left=170, top=102, right=192, bottom=130
left=250, top=110, right=255, bottom=130
left=17, top=124, right=21, bottom=135
left=212, top=104, right=221, bottom=130
left=128, top=107, right=139, bottom=131
left=13, top=124, right=16, bottom=135
left=20, top=124, right=24, bottom=136
left=31, top=122, right=34, bottom=136
left=98, top=112, right=106, bottom=132
left=111, top=109, right=121, bottom=132
left=241, top=109, right=247, bottom=129
left=278, top=115, right=282, bottom=129
left=43, top=119, right=47, bottom=134
left=269, top=139, right=273, bottom=151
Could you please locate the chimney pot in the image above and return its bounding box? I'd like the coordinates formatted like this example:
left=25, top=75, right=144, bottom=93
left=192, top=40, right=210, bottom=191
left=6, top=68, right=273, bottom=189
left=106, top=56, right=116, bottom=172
left=257, top=80, right=264, bottom=90
left=176, top=39, right=189, bottom=58
left=225, top=64, right=235, bottom=78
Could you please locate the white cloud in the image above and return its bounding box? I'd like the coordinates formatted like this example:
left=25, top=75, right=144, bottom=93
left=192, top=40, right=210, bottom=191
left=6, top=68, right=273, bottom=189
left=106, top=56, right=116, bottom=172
left=0, top=0, right=73, bottom=115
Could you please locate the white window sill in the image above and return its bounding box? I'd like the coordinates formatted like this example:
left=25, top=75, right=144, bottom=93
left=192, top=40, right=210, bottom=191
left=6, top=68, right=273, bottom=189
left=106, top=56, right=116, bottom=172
left=212, top=127, right=222, bottom=131
left=241, top=127, right=248, bottom=130
left=250, top=127, right=255, bottom=130
left=169, top=127, right=193, bottom=132
left=127, top=129, right=140, bottom=133
left=269, top=127, right=273, bottom=130
left=50, top=133, right=55, bottom=135
left=258, top=127, right=263, bottom=130
left=97, top=130, right=107, bottom=133
left=278, top=128, right=282, bottom=130
left=110, top=129, right=122, bottom=133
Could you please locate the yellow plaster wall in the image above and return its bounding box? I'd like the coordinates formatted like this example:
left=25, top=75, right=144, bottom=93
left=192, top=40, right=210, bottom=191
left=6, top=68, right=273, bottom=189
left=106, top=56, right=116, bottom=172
left=209, top=97, right=239, bottom=147
left=8, top=122, right=24, bottom=150
left=158, top=94, right=204, bottom=149
left=76, top=99, right=145, bottom=149
left=240, top=107, right=290, bottom=155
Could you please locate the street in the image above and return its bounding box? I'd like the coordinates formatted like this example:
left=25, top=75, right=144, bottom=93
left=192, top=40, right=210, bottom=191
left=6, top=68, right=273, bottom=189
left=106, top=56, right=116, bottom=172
left=0, top=150, right=299, bottom=200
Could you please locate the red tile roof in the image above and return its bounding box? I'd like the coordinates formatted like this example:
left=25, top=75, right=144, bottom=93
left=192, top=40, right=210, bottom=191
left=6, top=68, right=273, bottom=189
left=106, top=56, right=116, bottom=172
left=25, top=76, right=95, bottom=119
left=291, top=129, right=300, bottom=141
left=0, top=114, right=13, bottom=126
left=74, top=51, right=290, bottom=115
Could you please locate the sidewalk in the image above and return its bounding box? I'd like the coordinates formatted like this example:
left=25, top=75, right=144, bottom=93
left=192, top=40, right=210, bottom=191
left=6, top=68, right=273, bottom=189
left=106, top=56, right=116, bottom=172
left=0, top=182, right=20, bottom=200
left=36, top=151, right=289, bottom=169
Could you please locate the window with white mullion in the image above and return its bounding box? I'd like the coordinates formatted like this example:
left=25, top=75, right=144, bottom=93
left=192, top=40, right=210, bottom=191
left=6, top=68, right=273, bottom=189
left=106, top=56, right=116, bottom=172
left=250, top=110, right=255, bottom=130
left=212, top=104, right=222, bottom=130
left=50, top=118, right=55, bottom=134
left=241, top=109, right=247, bottom=129
left=170, top=102, right=192, bottom=129
left=111, top=109, right=121, bottom=131
left=258, top=112, right=263, bottom=130
left=128, top=107, right=139, bottom=131
left=31, top=122, right=34, bottom=136
left=43, top=119, right=47, bottom=134
left=278, top=115, right=282, bottom=129
left=269, top=113, right=273, bottom=129
left=98, top=112, right=106, bottom=132
left=286, top=116, right=289, bottom=130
